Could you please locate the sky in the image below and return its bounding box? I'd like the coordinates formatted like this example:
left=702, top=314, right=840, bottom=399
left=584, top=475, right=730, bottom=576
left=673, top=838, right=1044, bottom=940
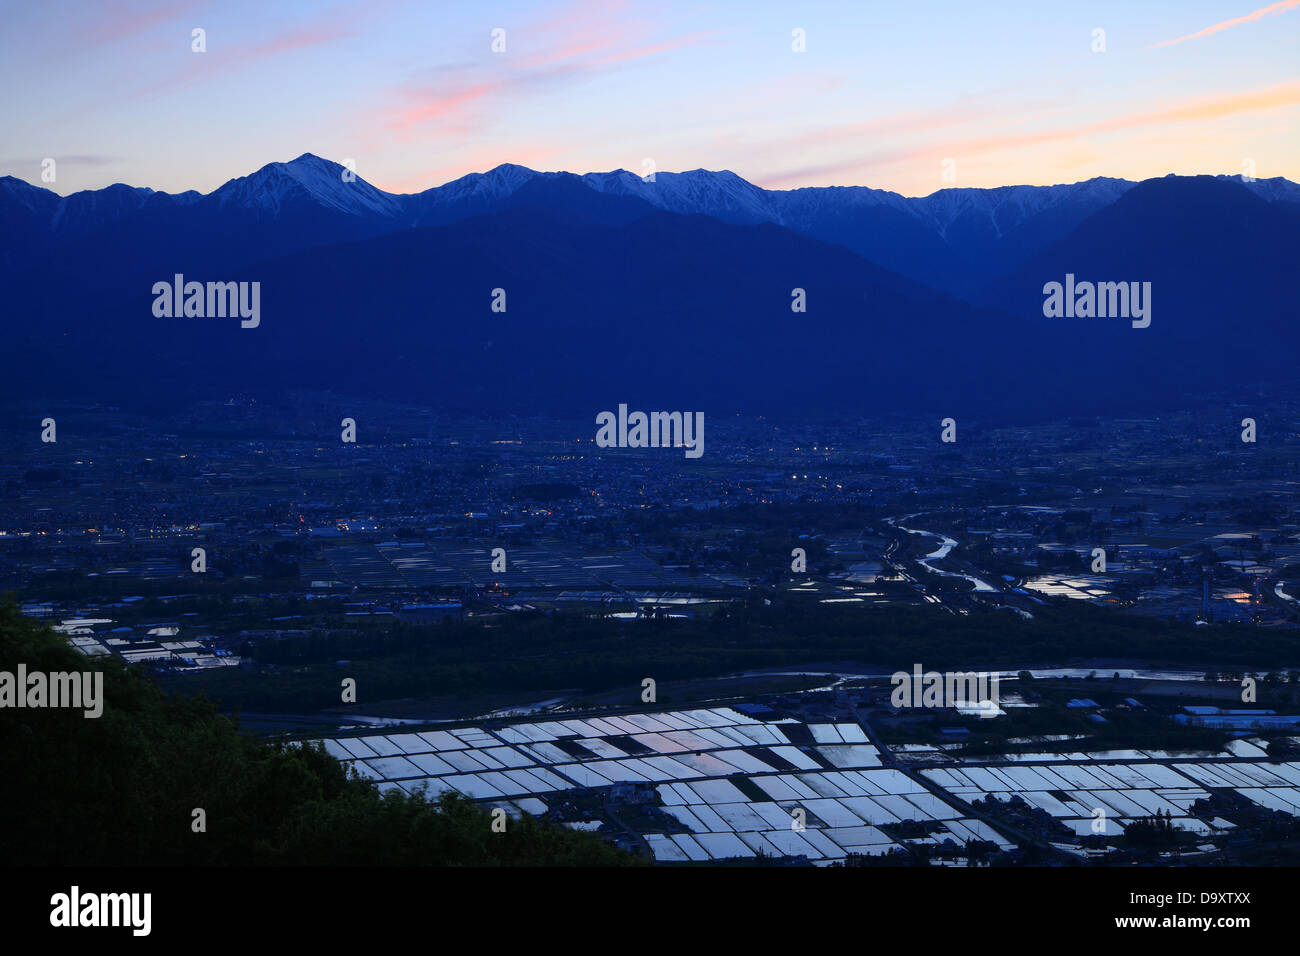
left=1, top=0, right=1297, bottom=197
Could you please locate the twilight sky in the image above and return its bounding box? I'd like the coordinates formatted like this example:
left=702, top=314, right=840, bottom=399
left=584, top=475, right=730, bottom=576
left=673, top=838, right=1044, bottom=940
left=2, top=0, right=1297, bottom=197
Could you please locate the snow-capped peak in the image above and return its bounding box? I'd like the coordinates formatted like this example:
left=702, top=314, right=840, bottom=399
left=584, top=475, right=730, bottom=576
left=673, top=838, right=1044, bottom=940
left=211, top=153, right=404, bottom=219
left=578, top=167, right=778, bottom=224
left=431, top=163, right=543, bottom=202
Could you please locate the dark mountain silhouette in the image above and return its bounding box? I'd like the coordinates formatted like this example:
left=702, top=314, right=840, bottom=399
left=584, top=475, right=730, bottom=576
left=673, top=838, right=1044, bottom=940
left=6, top=153, right=1295, bottom=291
left=1, top=156, right=1295, bottom=418
left=980, top=175, right=1300, bottom=398
left=5, top=201, right=1031, bottom=415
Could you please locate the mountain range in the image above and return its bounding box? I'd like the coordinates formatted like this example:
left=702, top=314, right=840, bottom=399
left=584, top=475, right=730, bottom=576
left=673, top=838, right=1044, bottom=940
left=1, top=155, right=1296, bottom=417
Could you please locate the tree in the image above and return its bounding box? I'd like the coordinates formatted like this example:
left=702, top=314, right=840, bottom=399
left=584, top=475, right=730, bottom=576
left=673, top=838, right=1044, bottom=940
left=0, top=599, right=640, bottom=866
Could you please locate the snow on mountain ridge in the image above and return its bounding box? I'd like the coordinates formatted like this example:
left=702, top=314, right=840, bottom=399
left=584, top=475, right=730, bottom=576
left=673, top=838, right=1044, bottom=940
left=429, top=162, right=549, bottom=203
left=4, top=154, right=1296, bottom=252
left=578, top=167, right=778, bottom=224
left=902, top=178, right=1139, bottom=239
left=212, top=153, right=404, bottom=219
left=1217, top=174, right=1300, bottom=204
left=0, top=177, right=160, bottom=234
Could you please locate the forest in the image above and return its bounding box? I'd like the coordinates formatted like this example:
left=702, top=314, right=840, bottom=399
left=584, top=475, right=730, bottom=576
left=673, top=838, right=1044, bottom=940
left=0, top=600, right=637, bottom=866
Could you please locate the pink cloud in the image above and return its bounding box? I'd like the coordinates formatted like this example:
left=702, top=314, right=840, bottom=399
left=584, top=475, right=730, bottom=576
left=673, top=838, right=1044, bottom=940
left=125, top=20, right=357, bottom=101
left=386, top=81, right=507, bottom=131
left=1147, top=0, right=1300, bottom=50
left=57, top=3, right=378, bottom=124
left=375, top=145, right=573, bottom=193
left=762, top=80, right=1300, bottom=187
left=370, top=0, right=714, bottom=137
left=72, top=0, right=207, bottom=47
left=585, top=30, right=714, bottom=68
